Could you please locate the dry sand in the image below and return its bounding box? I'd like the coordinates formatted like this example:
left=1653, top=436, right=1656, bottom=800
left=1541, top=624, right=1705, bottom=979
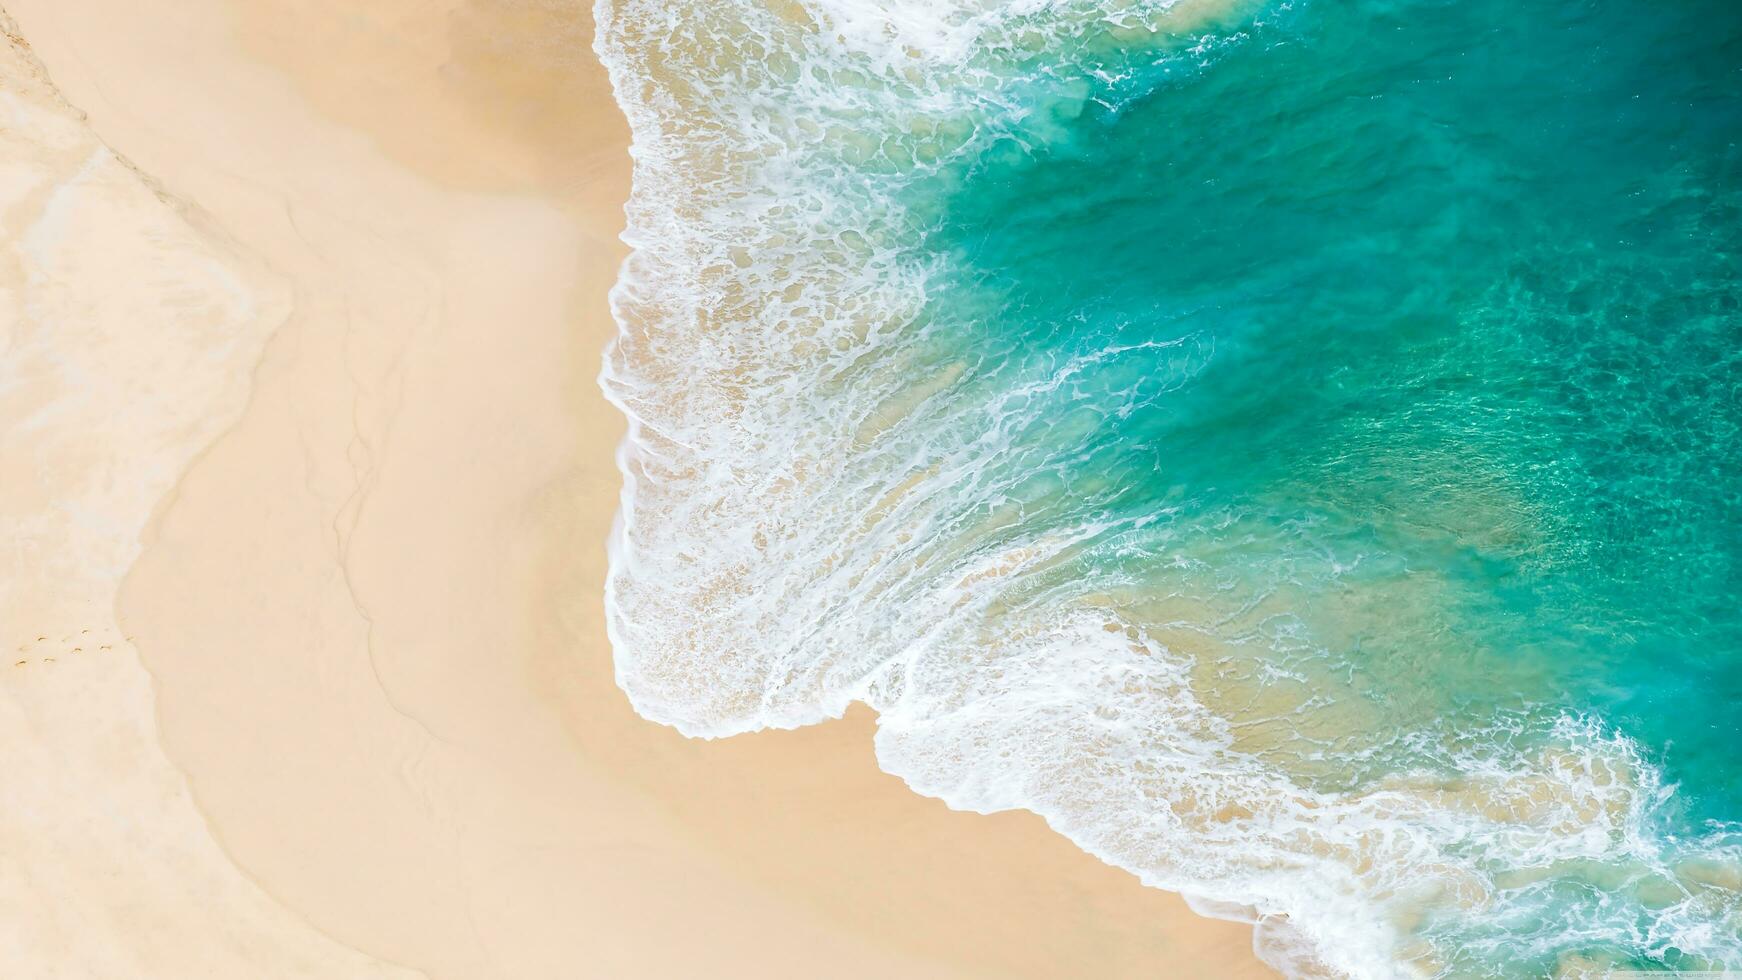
left=0, top=1, right=1270, bottom=976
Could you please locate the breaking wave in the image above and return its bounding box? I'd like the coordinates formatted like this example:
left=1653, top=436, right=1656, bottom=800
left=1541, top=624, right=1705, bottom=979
left=593, top=0, right=1742, bottom=974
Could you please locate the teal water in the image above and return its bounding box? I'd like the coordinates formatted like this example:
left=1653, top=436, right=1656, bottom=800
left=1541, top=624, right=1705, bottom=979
left=921, top=0, right=1742, bottom=967
left=598, top=0, right=1742, bottom=974
left=929, top=0, right=1742, bottom=820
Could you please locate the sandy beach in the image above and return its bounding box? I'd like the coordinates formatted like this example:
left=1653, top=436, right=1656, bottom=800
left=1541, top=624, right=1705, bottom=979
left=1, top=1, right=1269, bottom=976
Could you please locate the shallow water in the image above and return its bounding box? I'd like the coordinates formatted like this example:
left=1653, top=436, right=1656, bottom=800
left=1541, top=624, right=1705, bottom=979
left=596, top=0, right=1742, bottom=974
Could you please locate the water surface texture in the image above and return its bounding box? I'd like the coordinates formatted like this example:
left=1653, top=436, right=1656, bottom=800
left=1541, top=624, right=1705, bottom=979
left=596, top=0, right=1742, bottom=974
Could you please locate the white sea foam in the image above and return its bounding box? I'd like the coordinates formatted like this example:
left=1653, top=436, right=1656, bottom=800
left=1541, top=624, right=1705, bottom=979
left=591, top=1, right=1742, bottom=975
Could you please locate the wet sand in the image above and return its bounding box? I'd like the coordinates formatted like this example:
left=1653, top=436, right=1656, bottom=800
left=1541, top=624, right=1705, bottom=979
left=0, top=1, right=1270, bottom=976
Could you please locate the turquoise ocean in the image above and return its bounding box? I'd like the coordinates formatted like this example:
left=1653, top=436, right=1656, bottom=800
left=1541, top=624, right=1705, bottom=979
left=594, top=0, right=1742, bottom=974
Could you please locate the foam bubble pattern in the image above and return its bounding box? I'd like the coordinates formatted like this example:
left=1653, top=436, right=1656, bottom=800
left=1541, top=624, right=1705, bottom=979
left=593, top=0, right=1742, bottom=975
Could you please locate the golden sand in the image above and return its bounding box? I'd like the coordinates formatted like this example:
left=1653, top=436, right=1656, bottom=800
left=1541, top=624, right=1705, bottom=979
left=0, top=0, right=1269, bottom=975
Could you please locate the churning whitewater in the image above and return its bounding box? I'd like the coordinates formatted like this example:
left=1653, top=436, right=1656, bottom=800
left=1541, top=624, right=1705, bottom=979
left=594, top=0, right=1742, bottom=975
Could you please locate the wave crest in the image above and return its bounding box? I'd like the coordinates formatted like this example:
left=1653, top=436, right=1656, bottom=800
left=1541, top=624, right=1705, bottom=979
left=591, top=0, right=1742, bottom=975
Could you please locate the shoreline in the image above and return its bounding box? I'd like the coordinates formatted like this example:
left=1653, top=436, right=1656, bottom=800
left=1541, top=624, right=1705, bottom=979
left=3, top=1, right=1272, bottom=976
